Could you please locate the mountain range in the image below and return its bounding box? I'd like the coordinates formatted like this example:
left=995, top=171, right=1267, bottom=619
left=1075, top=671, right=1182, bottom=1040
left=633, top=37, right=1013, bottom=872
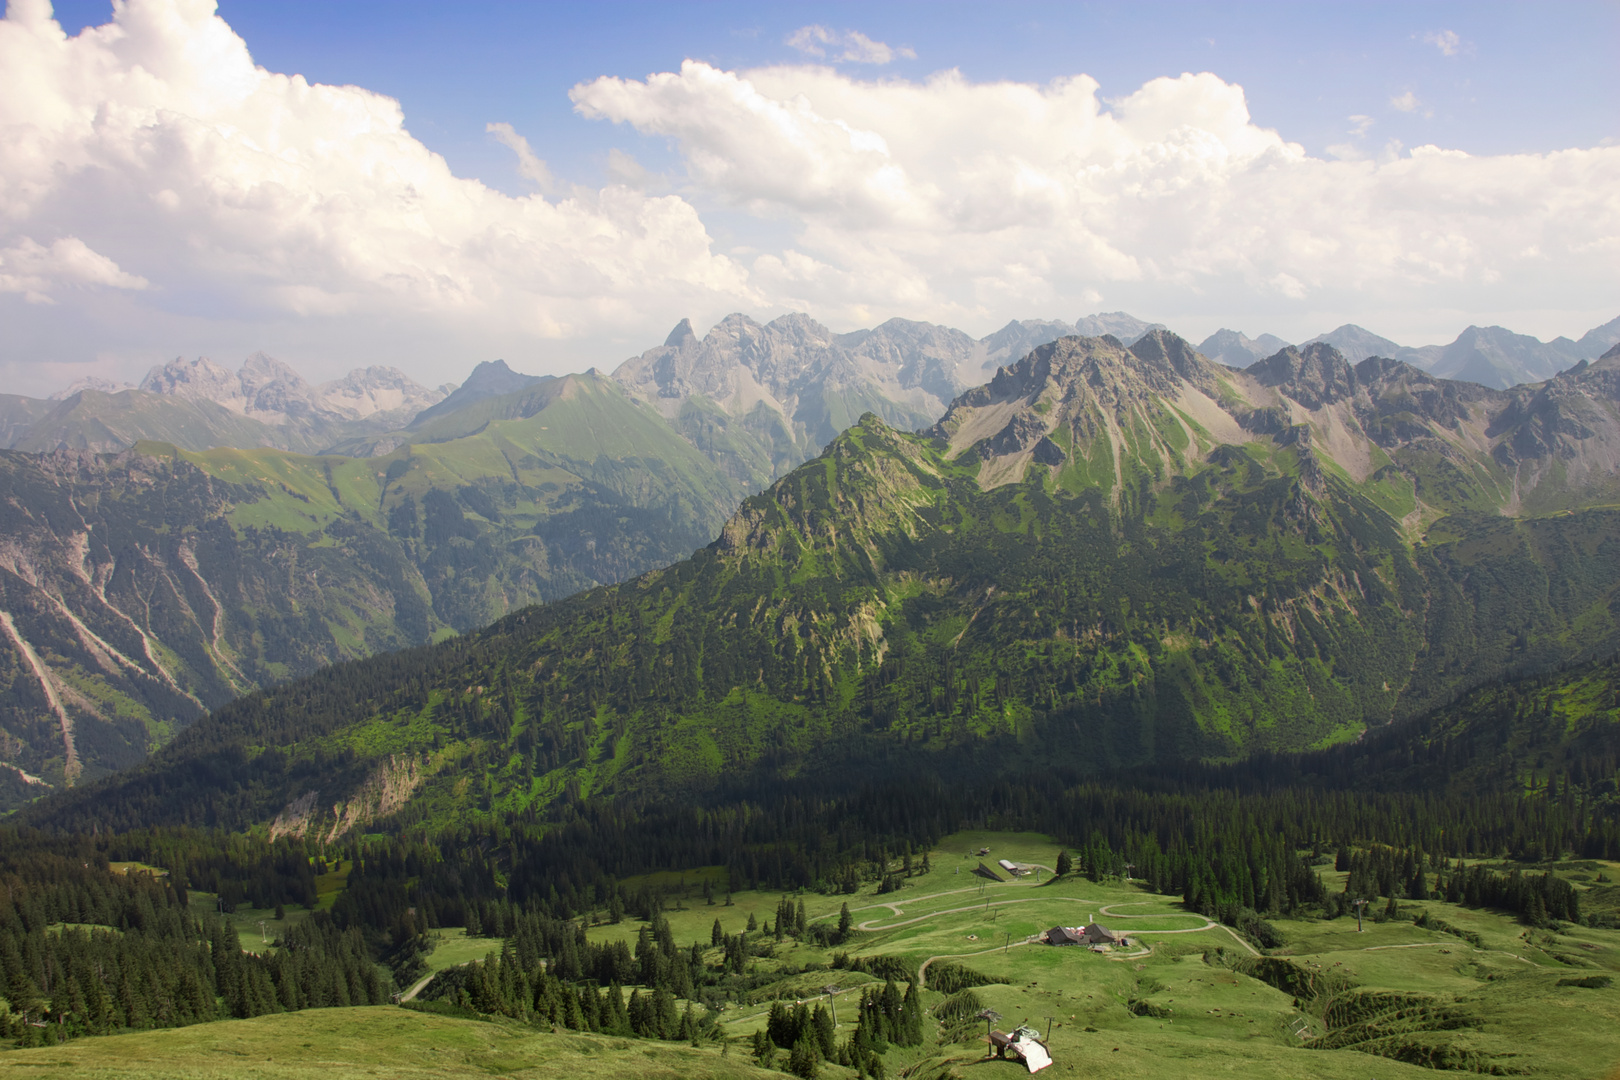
left=7, top=312, right=1615, bottom=466
left=3, top=305, right=1619, bottom=806
left=4, top=354, right=452, bottom=456
left=22, top=329, right=1620, bottom=833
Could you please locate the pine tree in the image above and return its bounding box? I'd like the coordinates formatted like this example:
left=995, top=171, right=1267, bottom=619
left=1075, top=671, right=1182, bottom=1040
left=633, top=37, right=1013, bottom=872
left=752, top=1028, right=776, bottom=1068
left=789, top=1035, right=821, bottom=1079
left=1054, top=849, right=1072, bottom=877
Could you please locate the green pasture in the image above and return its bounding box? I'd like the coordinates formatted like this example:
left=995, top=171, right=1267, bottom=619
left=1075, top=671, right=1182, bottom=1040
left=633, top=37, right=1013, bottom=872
left=579, top=830, right=1620, bottom=1079
left=0, top=1007, right=779, bottom=1080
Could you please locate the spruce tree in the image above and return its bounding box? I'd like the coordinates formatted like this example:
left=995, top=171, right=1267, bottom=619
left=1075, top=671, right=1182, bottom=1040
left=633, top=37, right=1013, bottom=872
left=789, top=1035, right=820, bottom=1079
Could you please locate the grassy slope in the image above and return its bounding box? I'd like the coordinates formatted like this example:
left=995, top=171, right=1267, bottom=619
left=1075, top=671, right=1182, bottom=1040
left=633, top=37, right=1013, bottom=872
left=0, top=1008, right=780, bottom=1080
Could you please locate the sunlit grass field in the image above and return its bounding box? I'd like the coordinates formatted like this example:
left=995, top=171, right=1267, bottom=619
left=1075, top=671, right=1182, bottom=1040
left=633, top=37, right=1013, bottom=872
left=7, top=831, right=1619, bottom=1079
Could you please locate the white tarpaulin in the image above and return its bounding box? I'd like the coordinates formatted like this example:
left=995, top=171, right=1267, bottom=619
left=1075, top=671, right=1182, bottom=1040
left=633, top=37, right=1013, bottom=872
left=1018, top=1039, right=1053, bottom=1073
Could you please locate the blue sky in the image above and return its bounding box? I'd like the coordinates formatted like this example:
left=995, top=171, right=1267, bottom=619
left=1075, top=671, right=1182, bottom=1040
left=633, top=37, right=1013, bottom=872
left=5, top=0, right=1618, bottom=392
left=52, top=2, right=1611, bottom=192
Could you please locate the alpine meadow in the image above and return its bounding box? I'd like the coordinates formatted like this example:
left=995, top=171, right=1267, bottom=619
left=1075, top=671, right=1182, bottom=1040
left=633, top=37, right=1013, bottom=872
left=1, top=3, right=1619, bottom=1079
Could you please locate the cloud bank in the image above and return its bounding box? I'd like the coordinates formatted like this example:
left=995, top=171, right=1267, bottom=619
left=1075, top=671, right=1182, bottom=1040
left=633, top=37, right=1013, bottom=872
left=2, top=0, right=1616, bottom=390
left=574, top=60, right=1620, bottom=331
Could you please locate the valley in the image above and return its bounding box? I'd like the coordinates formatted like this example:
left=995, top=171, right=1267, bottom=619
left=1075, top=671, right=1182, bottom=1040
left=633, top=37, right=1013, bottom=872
left=3, top=830, right=1616, bottom=1079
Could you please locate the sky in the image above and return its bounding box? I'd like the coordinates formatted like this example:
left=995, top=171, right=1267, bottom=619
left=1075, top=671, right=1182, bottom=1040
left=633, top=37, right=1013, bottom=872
left=1, top=0, right=1617, bottom=396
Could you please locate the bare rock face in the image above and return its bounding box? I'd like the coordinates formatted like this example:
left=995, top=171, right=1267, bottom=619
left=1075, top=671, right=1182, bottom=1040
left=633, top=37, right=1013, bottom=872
left=1247, top=343, right=1360, bottom=410
left=315, top=365, right=448, bottom=424
left=139, top=356, right=245, bottom=410
left=612, top=312, right=971, bottom=484
left=142, top=352, right=443, bottom=429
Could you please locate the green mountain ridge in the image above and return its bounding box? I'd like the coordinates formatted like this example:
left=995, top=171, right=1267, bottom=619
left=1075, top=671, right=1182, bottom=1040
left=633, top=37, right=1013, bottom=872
left=0, top=373, right=744, bottom=800
left=25, top=333, right=1620, bottom=836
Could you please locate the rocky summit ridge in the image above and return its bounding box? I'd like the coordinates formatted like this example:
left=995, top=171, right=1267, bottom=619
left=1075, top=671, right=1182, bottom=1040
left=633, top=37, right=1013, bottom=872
left=926, top=331, right=1620, bottom=525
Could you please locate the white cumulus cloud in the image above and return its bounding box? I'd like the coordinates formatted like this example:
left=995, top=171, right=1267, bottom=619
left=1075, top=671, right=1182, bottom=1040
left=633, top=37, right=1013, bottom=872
left=1390, top=90, right=1421, bottom=113
left=0, top=0, right=753, bottom=384
left=573, top=60, right=1620, bottom=334
left=0, top=236, right=148, bottom=304
left=786, top=25, right=915, bottom=64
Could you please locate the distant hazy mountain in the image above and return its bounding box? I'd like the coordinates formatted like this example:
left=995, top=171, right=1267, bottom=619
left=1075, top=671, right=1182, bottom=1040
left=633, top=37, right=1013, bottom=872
left=611, top=311, right=1167, bottom=490
left=1196, top=328, right=1293, bottom=368
left=1302, top=325, right=1416, bottom=365
left=1304, top=317, right=1620, bottom=389
left=1429, top=325, right=1589, bottom=389
left=406, top=359, right=541, bottom=428
left=612, top=312, right=976, bottom=491
left=316, top=366, right=452, bottom=426
left=10, top=355, right=448, bottom=455
left=1072, top=311, right=1167, bottom=344
left=0, top=395, right=56, bottom=446
left=1574, top=315, right=1620, bottom=358
left=48, top=376, right=134, bottom=400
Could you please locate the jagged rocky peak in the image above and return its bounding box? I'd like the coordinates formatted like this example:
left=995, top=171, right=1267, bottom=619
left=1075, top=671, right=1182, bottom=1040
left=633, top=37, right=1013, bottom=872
left=133, top=352, right=331, bottom=424
left=1246, top=342, right=1358, bottom=410
left=1351, top=356, right=1497, bottom=435
left=613, top=310, right=973, bottom=420
left=945, top=331, right=1212, bottom=420
left=929, top=331, right=1232, bottom=490
left=664, top=317, right=697, bottom=349
left=1488, top=346, right=1620, bottom=472
left=138, top=355, right=241, bottom=403
left=237, top=352, right=321, bottom=418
